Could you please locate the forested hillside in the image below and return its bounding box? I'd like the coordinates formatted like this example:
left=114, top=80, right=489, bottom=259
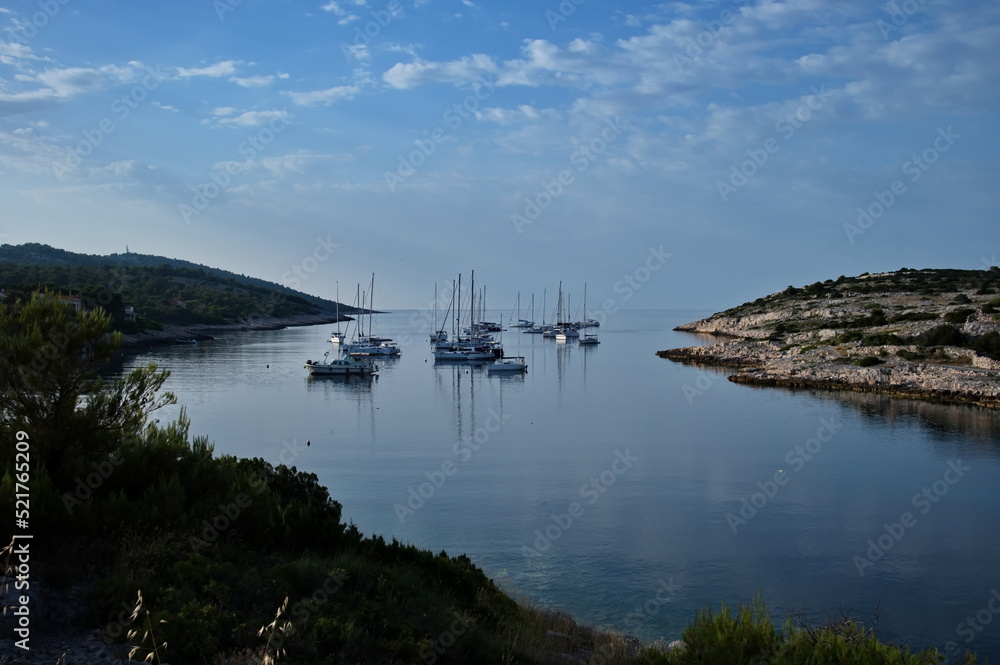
left=0, top=243, right=357, bottom=331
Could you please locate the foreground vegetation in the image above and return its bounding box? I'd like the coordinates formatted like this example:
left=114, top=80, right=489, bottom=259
left=0, top=294, right=982, bottom=663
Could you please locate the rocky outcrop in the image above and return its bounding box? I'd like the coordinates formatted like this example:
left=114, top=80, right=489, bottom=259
left=659, top=270, right=1000, bottom=408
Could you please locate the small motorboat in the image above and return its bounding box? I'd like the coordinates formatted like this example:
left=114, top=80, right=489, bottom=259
left=304, top=351, right=378, bottom=376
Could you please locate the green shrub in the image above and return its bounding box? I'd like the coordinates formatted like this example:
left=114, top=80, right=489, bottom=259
left=646, top=597, right=959, bottom=665
left=889, top=311, right=938, bottom=323
left=863, top=332, right=906, bottom=346
left=918, top=325, right=967, bottom=348
left=942, top=307, right=975, bottom=324
left=855, top=356, right=884, bottom=367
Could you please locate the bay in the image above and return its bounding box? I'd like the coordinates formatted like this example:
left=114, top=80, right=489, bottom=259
left=113, top=309, right=1000, bottom=661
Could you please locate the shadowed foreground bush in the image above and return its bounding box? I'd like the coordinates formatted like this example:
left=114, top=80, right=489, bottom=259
left=637, top=596, right=980, bottom=665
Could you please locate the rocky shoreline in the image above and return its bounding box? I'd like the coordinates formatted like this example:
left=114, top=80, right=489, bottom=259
left=659, top=269, right=1000, bottom=408
left=118, top=312, right=348, bottom=349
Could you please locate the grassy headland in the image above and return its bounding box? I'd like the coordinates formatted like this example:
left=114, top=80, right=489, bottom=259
left=659, top=268, right=1000, bottom=408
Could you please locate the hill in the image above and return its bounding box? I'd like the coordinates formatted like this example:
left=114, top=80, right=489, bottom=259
left=659, top=268, right=1000, bottom=407
left=0, top=243, right=361, bottom=344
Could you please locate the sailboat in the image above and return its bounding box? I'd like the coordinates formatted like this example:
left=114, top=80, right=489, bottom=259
left=524, top=290, right=546, bottom=334
left=578, top=284, right=599, bottom=345
left=343, top=274, right=401, bottom=357
left=554, top=282, right=579, bottom=341
left=429, top=282, right=449, bottom=343
left=509, top=292, right=534, bottom=328
left=433, top=271, right=501, bottom=361
left=329, top=281, right=346, bottom=344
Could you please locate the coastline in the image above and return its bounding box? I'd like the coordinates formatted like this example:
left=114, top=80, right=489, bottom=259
left=658, top=270, right=1000, bottom=409
left=660, top=341, right=1000, bottom=408
left=117, top=312, right=349, bottom=348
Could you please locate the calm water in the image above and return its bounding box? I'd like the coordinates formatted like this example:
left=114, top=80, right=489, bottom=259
left=114, top=309, right=1000, bottom=661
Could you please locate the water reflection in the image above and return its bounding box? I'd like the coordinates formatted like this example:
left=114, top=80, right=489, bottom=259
left=743, top=385, right=1000, bottom=453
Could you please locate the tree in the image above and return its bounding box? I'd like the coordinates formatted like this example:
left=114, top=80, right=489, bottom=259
left=0, top=293, right=175, bottom=486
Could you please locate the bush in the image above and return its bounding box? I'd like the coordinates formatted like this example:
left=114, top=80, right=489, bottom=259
left=863, top=332, right=906, bottom=347
left=855, top=356, right=884, bottom=367
left=942, top=307, right=975, bottom=325
left=918, top=325, right=967, bottom=348
left=645, top=596, right=961, bottom=665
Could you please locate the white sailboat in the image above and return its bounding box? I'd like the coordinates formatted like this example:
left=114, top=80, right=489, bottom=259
left=343, top=275, right=401, bottom=357
left=578, top=284, right=599, bottom=345
left=329, top=280, right=345, bottom=344
left=509, top=292, right=534, bottom=328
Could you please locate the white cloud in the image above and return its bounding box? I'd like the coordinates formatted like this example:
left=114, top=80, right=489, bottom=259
left=105, top=160, right=137, bottom=177
left=230, top=74, right=277, bottom=88
left=475, top=105, right=561, bottom=125
left=216, top=110, right=292, bottom=127
left=176, top=60, right=241, bottom=78
left=286, top=85, right=360, bottom=106
left=383, top=53, right=497, bottom=89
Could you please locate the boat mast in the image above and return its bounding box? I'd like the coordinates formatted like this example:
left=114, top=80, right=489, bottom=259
left=557, top=281, right=563, bottom=326
left=368, top=272, right=375, bottom=339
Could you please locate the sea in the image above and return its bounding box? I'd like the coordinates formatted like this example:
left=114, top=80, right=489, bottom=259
left=111, top=309, right=1000, bottom=662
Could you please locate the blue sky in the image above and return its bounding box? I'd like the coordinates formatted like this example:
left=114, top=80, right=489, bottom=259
left=1, top=0, right=998, bottom=311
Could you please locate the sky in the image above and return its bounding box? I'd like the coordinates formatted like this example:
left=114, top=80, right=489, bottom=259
left=1, top=0, right=998, bottom=312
